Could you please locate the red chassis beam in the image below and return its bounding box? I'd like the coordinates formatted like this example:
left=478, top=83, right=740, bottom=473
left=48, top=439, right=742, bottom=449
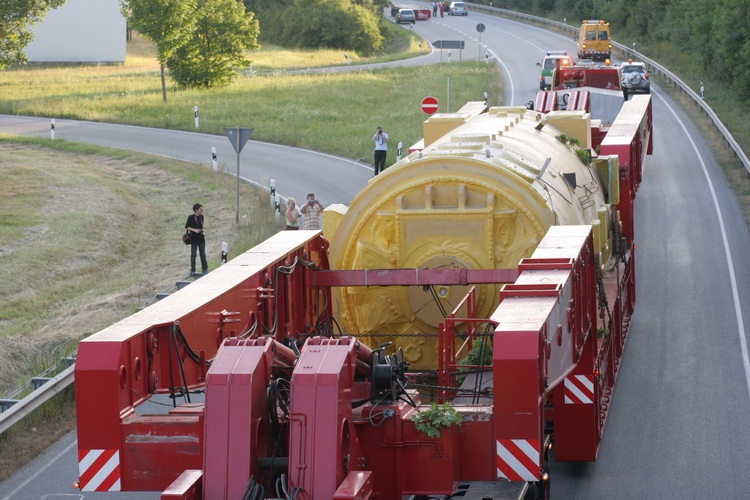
left=311, top=268, right=519, bottom=287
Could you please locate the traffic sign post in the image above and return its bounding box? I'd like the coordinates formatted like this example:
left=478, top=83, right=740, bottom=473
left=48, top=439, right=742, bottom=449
left=476, top=24, right=485, bottom=60
left=432, top=40, right=465, bottom=63
left=224, top=126, right=254, bottom=223
left=421, top=96, right=439, bottom=115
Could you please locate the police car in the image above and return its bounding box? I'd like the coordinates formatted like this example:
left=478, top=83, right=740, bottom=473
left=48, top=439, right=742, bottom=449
left=537, top=51, right=571, bottom=90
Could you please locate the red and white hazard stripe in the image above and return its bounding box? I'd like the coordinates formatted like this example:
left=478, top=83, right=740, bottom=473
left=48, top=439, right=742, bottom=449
left=78, top=449, right=121, bottom=491
left=564, top=374, right=595, bottom=404
left=496, top=439, right=540, bottom=481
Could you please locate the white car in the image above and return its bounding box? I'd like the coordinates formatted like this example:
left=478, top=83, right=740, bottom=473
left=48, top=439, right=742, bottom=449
left=448, top=1, right=468, bottom=15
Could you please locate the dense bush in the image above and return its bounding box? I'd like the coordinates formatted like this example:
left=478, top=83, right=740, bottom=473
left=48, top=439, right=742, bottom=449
left=247, top=0, right=385, bottom=55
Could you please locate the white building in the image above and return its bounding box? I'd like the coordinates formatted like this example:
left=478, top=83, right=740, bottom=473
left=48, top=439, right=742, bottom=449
left=25, top=0, right=126, bottom=63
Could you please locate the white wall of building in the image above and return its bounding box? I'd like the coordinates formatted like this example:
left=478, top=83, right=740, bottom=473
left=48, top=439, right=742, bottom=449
left=25, top=0, right=126, bottom=63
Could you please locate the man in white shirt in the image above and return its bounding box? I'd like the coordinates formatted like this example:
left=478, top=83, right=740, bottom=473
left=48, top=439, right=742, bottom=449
left=373, top=126, right=389, bottom=176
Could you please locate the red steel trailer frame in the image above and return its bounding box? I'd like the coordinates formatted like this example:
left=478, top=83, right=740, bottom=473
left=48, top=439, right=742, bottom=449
left=75, top=96, right=652, bottom=499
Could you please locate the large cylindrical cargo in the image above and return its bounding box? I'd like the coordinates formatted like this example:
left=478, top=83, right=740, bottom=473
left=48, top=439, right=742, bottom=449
left=327, top=105, right=615, bottom=368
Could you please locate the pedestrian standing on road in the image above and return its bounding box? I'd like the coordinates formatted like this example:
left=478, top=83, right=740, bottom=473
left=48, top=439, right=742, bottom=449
left=440, top=2, right=445, bottom=17
left=185, top=203, right=208, bottom=275
left=432, top=1, right=438, bottom=17
left=300, top=192, right=324, bottom=230
left=285, top=198, right=300, bottom=230
left=373, top=126, right=389, bottom=176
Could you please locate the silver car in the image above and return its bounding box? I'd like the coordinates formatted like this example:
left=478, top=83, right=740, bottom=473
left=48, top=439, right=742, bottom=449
left=449, top=2, right=468, bottom=15
left=620, top=61, right=650, bottom=94
left=395, top=9, right=416, bottom=24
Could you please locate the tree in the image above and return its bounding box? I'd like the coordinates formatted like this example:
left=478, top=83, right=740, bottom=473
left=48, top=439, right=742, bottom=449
left=279, top=0, right=383, bottom=55
left=0, top=0, right=66, bottom=70
left=121, top=0, right=197, bottom=101
left=167, top=0, right=260, bottom=88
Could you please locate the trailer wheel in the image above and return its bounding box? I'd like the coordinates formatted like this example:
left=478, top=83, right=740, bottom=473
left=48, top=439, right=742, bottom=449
left=522, top=477, right=549, bottom=500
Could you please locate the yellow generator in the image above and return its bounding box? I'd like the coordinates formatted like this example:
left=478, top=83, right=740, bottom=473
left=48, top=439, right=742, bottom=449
left=325, top=103, right=621, bottom=369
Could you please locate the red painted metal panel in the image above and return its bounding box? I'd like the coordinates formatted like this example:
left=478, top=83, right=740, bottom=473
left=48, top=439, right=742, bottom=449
left=566, top=89, right=591, bottom=112
left=535, top=90, right=558, bottom=113
left=120, top=415, right=203, bottom=491
left=288, top=338, right=359, bottom=499
left=311, top=268, right=518, bottom=287
left=161, top=469, right=203, bottom=499
left=455, top=409, right=496, bottom=480
left=600, top=95, right=653, bottom=243
left=491, top=226, right=597, bottom=472
left=333, top=471, right=374, bottom=499
left=203, top=338, right=274, bottom=499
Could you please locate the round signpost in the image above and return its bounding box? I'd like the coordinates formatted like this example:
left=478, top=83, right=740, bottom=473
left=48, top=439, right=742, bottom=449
left=421, top=96, right=439, bottom=115
left=477, top=24, right=486, bottom=60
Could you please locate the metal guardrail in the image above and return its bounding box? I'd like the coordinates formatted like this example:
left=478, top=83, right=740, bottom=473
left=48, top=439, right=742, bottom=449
left=468, top=2, right=750, bottom=176
left=0, top=365, right=75, bottom=435
left=0, top=274, right=200, bottom=436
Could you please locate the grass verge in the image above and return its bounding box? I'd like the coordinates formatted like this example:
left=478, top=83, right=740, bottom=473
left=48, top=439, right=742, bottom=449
left=0, top=138, right=280, bottom=395
left=0, top=138, right=280, bottom=481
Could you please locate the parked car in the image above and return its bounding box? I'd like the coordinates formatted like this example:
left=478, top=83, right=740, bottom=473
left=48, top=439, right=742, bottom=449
left=620, top=61, right=650, bottom=94
left=448, top=2, right=468, bottom=15
left=395, top=9, right=416, bottom=24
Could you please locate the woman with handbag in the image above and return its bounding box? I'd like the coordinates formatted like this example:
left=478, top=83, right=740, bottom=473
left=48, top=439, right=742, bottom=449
left=185, top=203, right=208, bottom=275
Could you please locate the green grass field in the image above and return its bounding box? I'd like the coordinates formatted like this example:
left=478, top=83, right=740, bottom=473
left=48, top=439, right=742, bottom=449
left=1, top=27, right=502, bottom=166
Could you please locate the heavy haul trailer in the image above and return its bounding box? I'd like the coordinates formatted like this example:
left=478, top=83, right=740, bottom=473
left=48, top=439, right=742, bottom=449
left=74, top=95, right=652, bottom=499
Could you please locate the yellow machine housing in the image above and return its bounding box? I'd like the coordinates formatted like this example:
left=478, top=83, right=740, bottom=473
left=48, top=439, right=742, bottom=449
left=325, top=105, right=619, bottom=368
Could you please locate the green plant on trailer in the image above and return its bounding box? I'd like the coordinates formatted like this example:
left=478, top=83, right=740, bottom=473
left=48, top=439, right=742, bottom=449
left=412, top=401, right=462, bottom=438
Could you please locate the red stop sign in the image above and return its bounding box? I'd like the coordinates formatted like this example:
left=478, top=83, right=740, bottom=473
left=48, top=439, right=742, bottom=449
left=421, top=96, right=439, bottom=115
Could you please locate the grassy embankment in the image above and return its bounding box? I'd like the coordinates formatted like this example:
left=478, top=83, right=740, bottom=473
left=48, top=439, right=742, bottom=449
left=0, top=22, right=502, bottom=481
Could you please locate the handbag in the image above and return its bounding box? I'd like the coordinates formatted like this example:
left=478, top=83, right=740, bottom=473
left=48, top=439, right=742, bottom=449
left=182, top=231, right=192, bottom=245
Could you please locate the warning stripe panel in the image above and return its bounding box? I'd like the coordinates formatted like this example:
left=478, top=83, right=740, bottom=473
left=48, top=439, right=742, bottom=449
left=564, top=374, right=594, bottom=404
left=79, top=449, right=121, bottom=492
left=496, top=439, right=540, bottom=482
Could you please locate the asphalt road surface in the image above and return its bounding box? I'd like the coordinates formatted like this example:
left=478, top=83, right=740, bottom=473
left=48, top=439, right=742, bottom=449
left=2, top=4, right=750, bottom=499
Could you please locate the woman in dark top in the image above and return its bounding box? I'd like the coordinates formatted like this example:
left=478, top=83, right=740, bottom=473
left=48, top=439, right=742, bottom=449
left=185, top=203, right=208, bottom=274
